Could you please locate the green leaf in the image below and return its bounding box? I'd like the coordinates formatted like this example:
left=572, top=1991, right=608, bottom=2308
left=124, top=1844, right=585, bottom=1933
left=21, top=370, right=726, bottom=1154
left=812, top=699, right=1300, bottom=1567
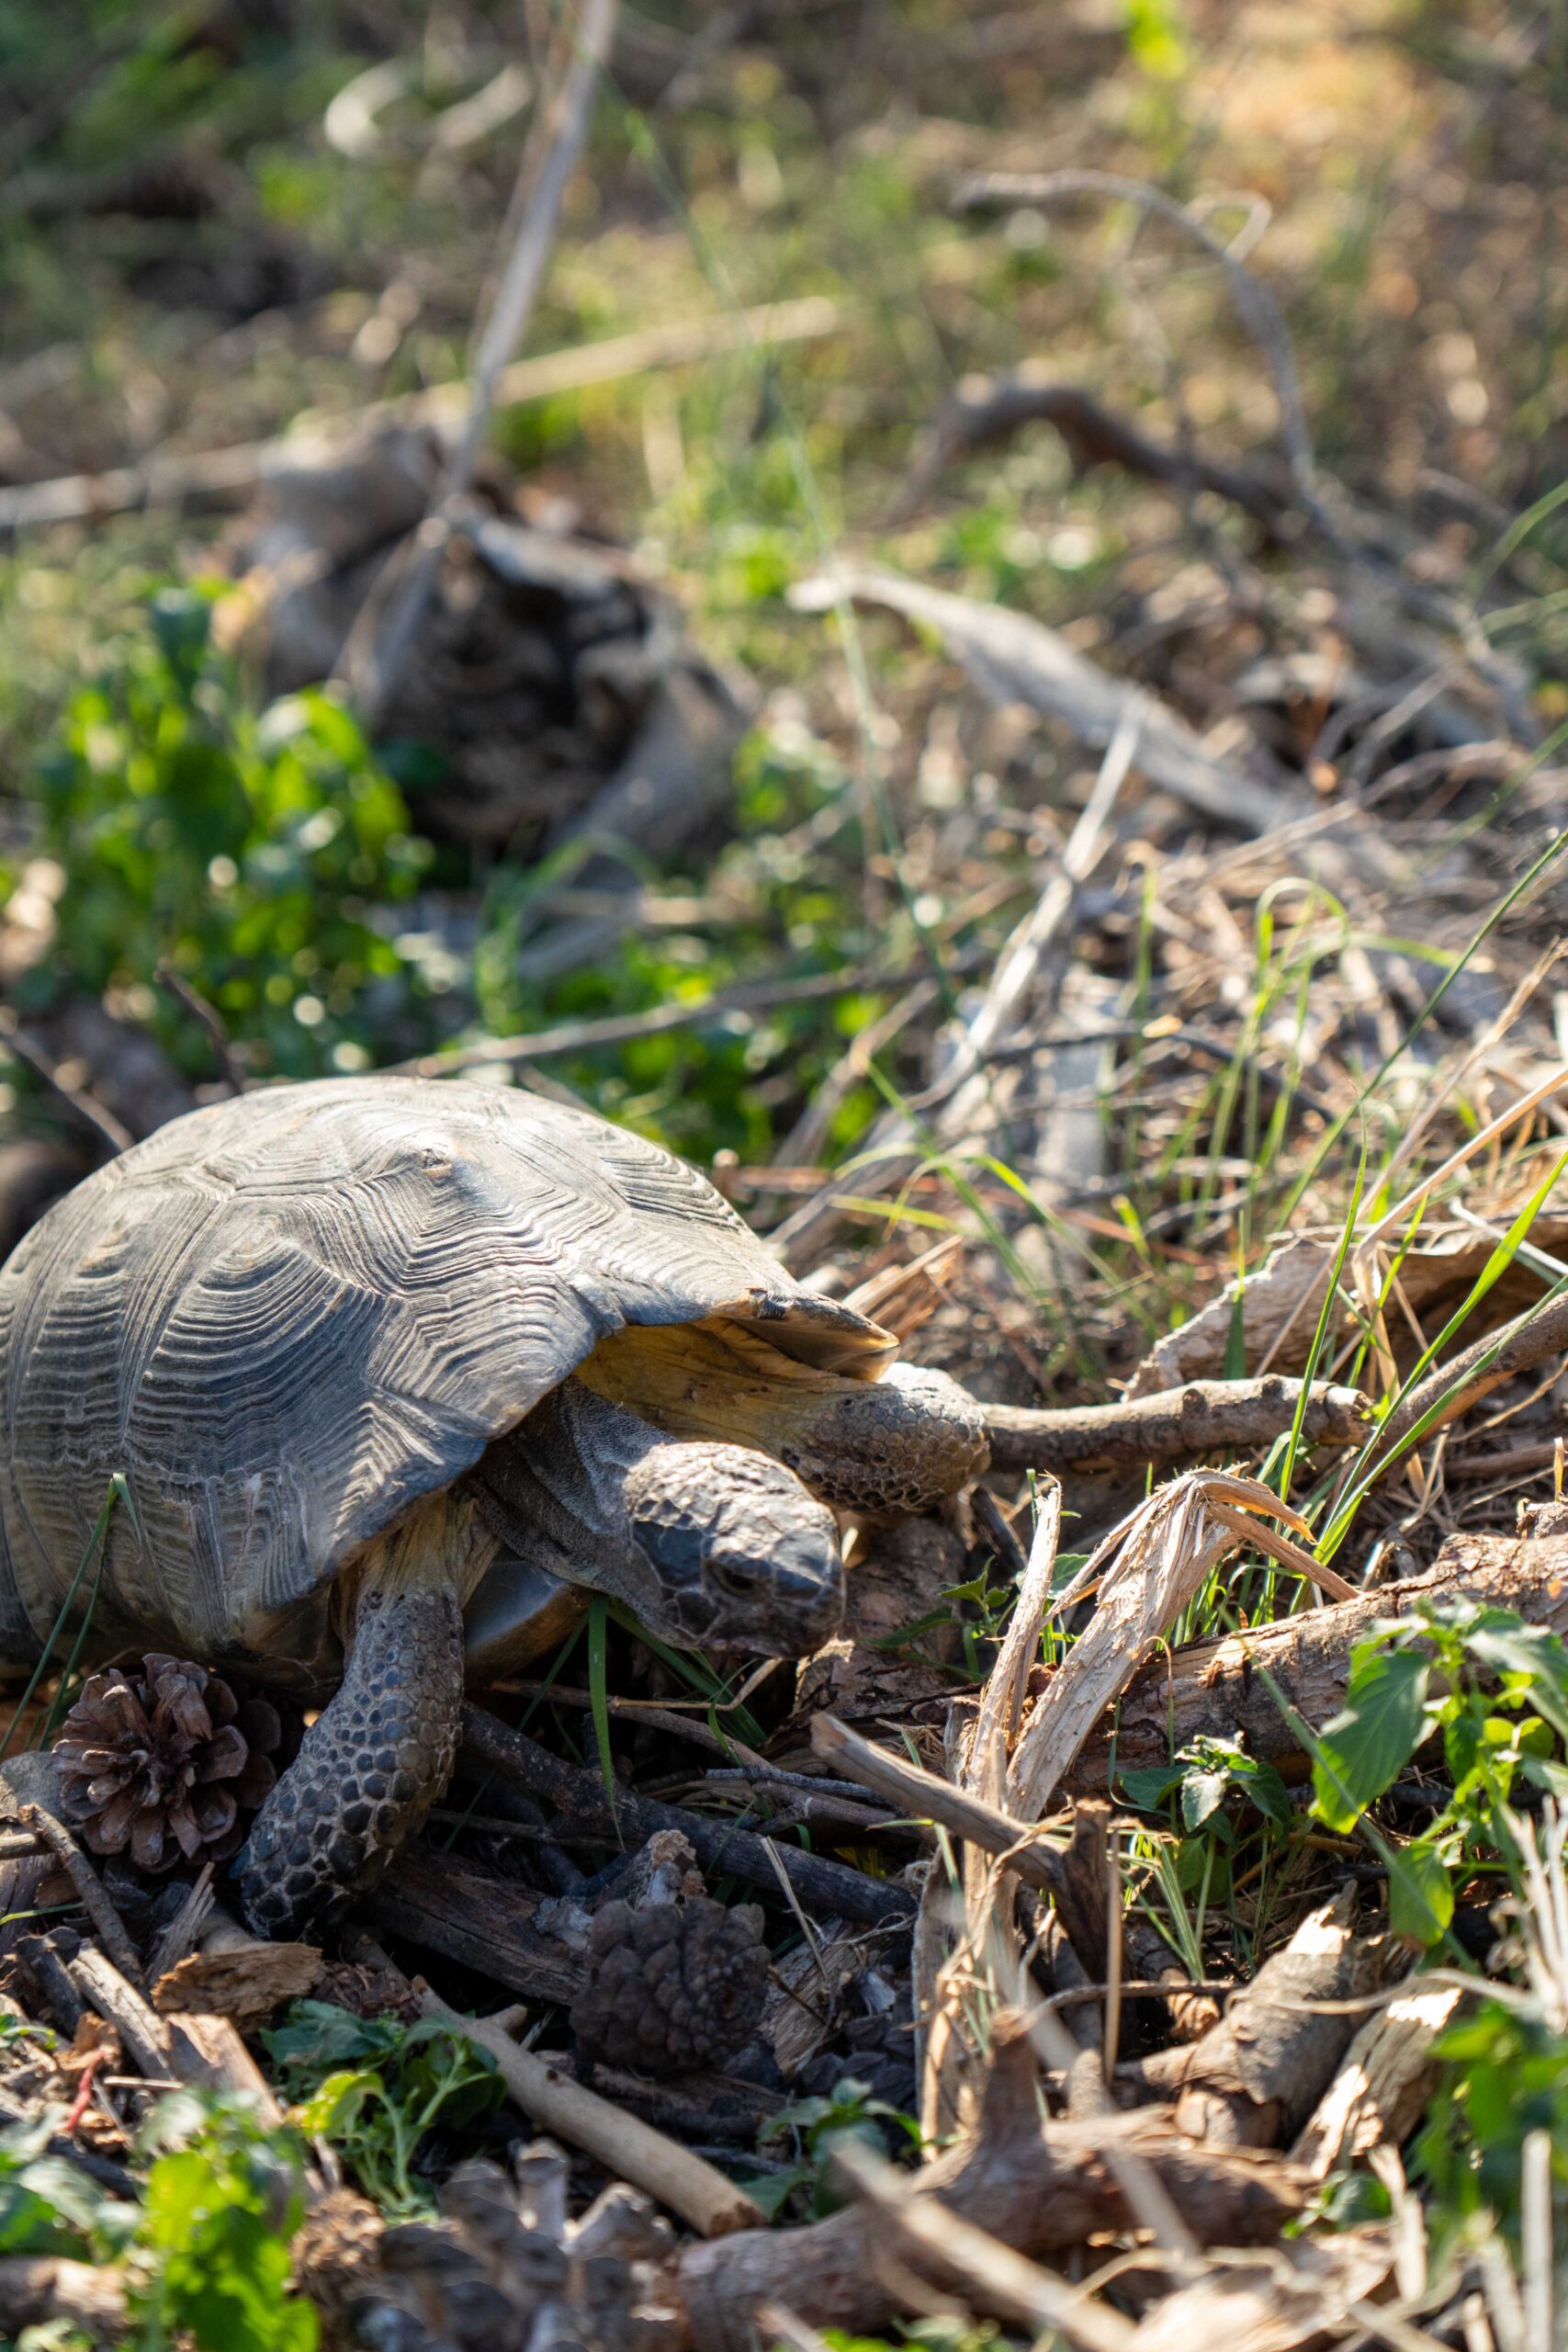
left=1180, top=1767, right=1232, bottom=1832
left=292, top=2068, right=381, bottom=2141
left=1386, top=1838, right=1454, bottom=1947
left=1312, top=1645, right=1431, bottom=1833
left=1247, top=1758, right=1293, bottom=1826
left=261, top=2002, right=390, bottom=2078
left=1118, top=1764, right=1184, bottom=1813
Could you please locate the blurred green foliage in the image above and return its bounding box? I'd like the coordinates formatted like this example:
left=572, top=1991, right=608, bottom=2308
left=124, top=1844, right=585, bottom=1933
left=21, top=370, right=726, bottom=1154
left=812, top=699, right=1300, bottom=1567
left=0, top=2087, right=316, bottom=2352
left=26, top=589, right=436, bottom=1079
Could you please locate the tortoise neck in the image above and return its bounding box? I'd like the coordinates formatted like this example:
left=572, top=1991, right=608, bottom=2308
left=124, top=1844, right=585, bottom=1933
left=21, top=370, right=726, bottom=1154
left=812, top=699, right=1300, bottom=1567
left=463, top=1379, right=663, bottom=1568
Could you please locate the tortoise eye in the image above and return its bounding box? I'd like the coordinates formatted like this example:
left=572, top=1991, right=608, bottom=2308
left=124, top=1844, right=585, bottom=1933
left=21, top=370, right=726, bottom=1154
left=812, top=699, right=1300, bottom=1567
left=705, top=1552, right=758, bottom=1601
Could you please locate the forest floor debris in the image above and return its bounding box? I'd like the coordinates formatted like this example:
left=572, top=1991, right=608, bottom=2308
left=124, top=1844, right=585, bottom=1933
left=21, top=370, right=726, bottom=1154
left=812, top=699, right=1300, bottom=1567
left=4, top=2, right=1568, bottom=2346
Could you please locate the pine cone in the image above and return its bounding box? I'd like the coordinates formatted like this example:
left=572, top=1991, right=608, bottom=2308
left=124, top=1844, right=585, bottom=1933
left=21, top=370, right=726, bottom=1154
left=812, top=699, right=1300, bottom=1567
left=53, top=1653, right=283, bottom=1873
left=570, top=1896, right=768, bottom=2080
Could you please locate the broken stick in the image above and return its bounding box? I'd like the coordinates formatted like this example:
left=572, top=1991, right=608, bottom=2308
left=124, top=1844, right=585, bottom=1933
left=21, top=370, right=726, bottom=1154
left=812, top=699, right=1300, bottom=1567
left=676, top=2011, right=1303, bottom=2352
left=463, top=1704, right=914, bottom=1928
left=808, top=1713, right=1066, bottom=1898
left=982, top=1376, right=1371, bottom=1476
left=417, top=1989, right=762, bottom=2238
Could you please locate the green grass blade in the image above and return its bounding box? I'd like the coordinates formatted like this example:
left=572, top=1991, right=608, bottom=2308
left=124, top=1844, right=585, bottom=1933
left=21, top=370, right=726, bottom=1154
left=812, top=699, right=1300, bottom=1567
left=1276, top=1140, right=1367, bottom=1504
left=586, top=1597, right=621, bottom=1842
left=0, top=1473, right=131, bottom=1767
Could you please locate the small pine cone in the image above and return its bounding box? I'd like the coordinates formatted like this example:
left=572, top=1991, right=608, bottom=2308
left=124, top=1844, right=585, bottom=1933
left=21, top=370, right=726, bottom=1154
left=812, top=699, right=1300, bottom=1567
left=570, top=1897, right=767, bottom=2080
left=52, top=1652, right=285, bottom=1874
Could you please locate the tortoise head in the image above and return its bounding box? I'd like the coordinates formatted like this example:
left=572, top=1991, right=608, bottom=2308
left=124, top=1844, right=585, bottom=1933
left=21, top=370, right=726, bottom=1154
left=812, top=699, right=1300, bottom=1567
left=621, top=1442, right=845, bottom=1654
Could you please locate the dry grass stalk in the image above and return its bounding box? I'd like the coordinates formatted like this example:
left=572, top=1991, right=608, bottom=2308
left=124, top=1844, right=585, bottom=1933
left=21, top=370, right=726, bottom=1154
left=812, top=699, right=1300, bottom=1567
left=1006, top=1471, right=1335, bottom=1819
left=917, top=1477, right=1065, bottom=2141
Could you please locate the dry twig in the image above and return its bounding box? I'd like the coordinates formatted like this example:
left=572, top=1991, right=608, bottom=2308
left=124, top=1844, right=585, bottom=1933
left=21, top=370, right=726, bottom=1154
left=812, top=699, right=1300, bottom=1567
left=337, top=0, right=619, bottom=717
left=416, top=1989, right=763, bottom=2237
left=1006, top=1473, right=1348, bottom=1818
left=984, top=1376, right=1371, bottom=1476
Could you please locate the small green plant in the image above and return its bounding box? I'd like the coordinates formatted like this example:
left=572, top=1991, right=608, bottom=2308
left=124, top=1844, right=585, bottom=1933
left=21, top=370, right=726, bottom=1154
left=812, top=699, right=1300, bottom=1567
left=1416, top=1996, right=1568, bottom=2230
left=1411, top=1796, right=1568, bottom=2247
left=1308, top=1598, right=1568, bottom=1945
left=1123, top=1735, right=1295, bottom=1971
left=744, top=2076, right=920, bottom=2221
left=262, top=1999, right=502, bottom=2216
left=24, top=589, right=435, bottom=1080
left=1122, top=1732, right=1294, bottom=1838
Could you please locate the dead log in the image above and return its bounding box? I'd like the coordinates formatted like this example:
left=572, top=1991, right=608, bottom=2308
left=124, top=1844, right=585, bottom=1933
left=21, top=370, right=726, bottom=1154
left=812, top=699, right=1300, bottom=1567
left=983, top=1378, right=1371, bottom=1476
left=367, top=1838, right=585, bottom=2005
left=676, top=2012, right=1304, bottom=2352
left=1292, top=1975, right=1466, bottom=2179
left=1066, top=1529, right=1568, bottom=1787
left=1123, top=1893, right=1387, bottom=2148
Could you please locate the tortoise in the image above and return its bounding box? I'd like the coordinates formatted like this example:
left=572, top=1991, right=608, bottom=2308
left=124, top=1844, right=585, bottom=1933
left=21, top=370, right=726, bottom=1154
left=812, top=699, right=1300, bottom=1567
left=0, top=1077, right=986, bottom=1937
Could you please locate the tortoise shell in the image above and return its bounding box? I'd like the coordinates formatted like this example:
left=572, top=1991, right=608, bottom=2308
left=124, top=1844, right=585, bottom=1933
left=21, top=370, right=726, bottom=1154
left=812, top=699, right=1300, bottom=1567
left=0, top=1078, right=890, bottom=1671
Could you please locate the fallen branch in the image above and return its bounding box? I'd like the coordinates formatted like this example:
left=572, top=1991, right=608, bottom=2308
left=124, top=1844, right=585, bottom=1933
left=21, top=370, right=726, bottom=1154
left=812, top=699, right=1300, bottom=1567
left=808, top=1713, right=1066, bottom=1898
left=68, top=1941, right=276, bottom=2119
left=0, top=298, right=843, bottom=534
left=389, top=950, right=980, bottom=1080
left=983, top=1376, right=1372, bottom=1476
left=1371, top=1285, right=1568, bottom=1466
left=417, top=1990, right=762, bottom=2238
left=1066, top=1528, right=1568, bottom=1787
left=1125, top=1891, right=1387, bottom=2148
left=462, top=1704, right=915, bottom=1928
left=1005, top=1474, right=1348, bottom=1818
left=895, top=368, right=1288, bottom=533
left=676, top=2011, right=1304, bottom=2352
left=15, top=1804, right=141, bottom=1979
left=952, top=169, right=1325, bottom=533
left=368, top=1839, right=584, bottom=2005
left=829, top=2137, right=1134, bottom=2352
left=789, top=567, right=1304, bottom=834
left=0, top=1016, right=132, bottom=1157
left=1292, top=1974, right=1465, bottom=2180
